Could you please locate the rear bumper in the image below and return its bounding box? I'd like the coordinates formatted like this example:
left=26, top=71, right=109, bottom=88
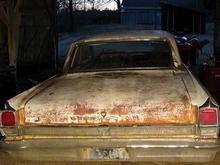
left=1, top=138, right=220, bottom=162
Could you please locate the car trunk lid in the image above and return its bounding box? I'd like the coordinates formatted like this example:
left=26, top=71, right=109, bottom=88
left=24, top=70, right=196, bottom=126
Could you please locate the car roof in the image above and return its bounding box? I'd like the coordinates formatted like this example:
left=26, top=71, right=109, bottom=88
left=65, top=30, right=182, bottom=70
left=74, top=30, right=175, bottom=43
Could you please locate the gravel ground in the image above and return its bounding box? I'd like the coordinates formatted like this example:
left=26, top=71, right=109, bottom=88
left=0, top=151, right=220, bottom=165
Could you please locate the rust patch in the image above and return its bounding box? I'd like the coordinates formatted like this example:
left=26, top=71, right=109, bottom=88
left=191, top=105, right=199, bottom=124
left=25, top=95, right=196, bottom=126
left=93, top=72, right=141, bottom=78
left=110, top=105, right=132, bottom=115
left=72, top=104, right=96, bottom=115
left=16, top=108, right=25, bottom=126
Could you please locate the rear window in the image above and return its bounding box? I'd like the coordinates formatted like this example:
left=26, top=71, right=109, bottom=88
left=69, top=41, right=173, bottom=72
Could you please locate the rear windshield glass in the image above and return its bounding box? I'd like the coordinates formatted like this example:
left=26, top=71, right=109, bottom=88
left=69, top=41, right=173, bottom=72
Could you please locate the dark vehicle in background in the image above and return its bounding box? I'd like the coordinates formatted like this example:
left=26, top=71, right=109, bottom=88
left=174, top=33, right=220, bottom=103
left=175, top=33, right=209, bottom=66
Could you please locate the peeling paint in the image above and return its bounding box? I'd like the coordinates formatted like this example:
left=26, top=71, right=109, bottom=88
left=22, top=71, right=196, bottom=126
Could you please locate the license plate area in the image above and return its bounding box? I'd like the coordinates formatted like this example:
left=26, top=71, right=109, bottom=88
left=82, top=148, right=129, bottom=160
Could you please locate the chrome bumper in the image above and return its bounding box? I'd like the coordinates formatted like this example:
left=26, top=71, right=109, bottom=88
left=1, top=138, right=220, bottom=162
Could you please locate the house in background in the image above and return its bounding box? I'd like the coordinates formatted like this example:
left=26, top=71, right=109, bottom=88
left=121, top=0, right=206, bottom=33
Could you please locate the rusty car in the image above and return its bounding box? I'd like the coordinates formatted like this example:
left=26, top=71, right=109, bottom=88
left=0, top=30, right=220, bottom=162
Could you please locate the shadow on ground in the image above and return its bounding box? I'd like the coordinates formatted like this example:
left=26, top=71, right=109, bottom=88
left=0, top=151, right=220, bottom=165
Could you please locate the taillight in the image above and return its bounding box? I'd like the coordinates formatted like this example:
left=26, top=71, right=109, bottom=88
left=199, top=108, right=218, bottom=126
left=1, top=111, right=15, bottom=126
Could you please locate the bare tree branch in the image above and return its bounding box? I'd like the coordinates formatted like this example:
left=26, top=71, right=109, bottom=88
left=0, top=2, right=8, bottom=25
left=15, top=0, right=23, bottom=12
left=69, top=0, right=73, bottom=31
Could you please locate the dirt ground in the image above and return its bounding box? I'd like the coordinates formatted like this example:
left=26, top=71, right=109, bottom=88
left=0, top=151, right=220, bottom=165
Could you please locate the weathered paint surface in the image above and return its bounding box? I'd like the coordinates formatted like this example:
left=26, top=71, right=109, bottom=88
left=23, top=70, right=195, bottom=126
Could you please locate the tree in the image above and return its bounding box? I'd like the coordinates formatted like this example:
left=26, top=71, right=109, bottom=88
left=57, top=0, right=85, bottom=31
left=69, top=0, right=74, bottom=31
left=215, top=0, right=220, bottom=64
left=57, top=0, right=68, bottom=12
left=114, top=0, right=121, bottom=23
left=0, top=0, right=23, bottom=67
left=114, top=0, right=121, bottom=11
left=57, top=0, right=122, bottom=12
left=87, top=0, right=121, bottom=22
left=57, top=0, right=122, bottom=32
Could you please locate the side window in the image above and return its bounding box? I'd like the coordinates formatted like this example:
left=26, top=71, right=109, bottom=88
left=81, top=45, right=94, bottom=65
left=71, top=46, right=80, bottom=68
left=71, top=45, right=94, bottom=69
